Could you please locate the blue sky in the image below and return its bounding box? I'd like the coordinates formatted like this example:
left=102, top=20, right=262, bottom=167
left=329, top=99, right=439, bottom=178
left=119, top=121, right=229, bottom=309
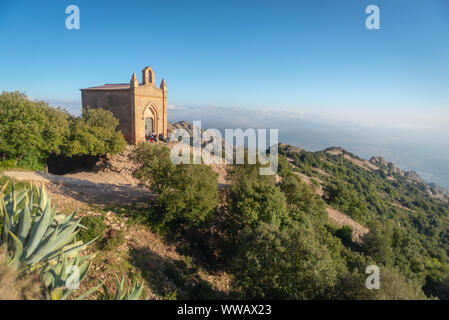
left=1, top=0, right=449, bottom=186
left=0, top=0, right=448, bottom=116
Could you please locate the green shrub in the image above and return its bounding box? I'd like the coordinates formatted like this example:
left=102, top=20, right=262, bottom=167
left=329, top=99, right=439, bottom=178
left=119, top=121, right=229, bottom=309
left=0, top=91, right=70, bottom=169
left=132, top=143, right=218, bottom=233
left=78, top=215, right=107, bottom=243
left=232, top=223, right=339, bottom=299
left=227, top=180, right=288, bottom=231
left=278, top=173, right=326, bottom=221
left=101, top=230, right=125, bottom=251
left=64, top=108, right=127, bottom=157
left=0, top=159, right=17, bottom=170
left=362, top=221, right=394, bottom=266
left=0, top=91, right=126, bottom=170
left=335, top=226, right=353, bottom=247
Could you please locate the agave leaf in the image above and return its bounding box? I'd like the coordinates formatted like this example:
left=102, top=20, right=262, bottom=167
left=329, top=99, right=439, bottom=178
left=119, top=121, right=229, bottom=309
left=39, top=232, right=80, bottom=262
left=60, top=289, right=75, bottom=300
left=44, top=236, right=95, bottom=263
left=129, top=283, right=144, bottom=300
left=28, top=190, right=34, bottom=214
left=12, top=181, right=15, bottom=212
left=42, top=268, right=56, bottom=288
left=53, top=257, right=64, bottom=278
left=47, top=223, right=80, bottom=251
left=0, top=181, right=8, bottom=195
left=101, top=283, right=111, bottom=300
left=27, top=224, right=60, bottom=264
left=38, top=185, right=48, bottom=212
left=41, top=222, right=59, bottom=241
left=2, top=201, right=10, bottom=245
left=115, top=276, right=123, bottom=300
left=61, top=210, right=78, bottom=225
left=50, top=287, right=64, bottom=300
left=59, top=254, right=69, bottom=282
left=62, top=254, right=80, bottom=281
left=8, top=231, right=24, bottom=268
left=78, top=260, right=92, bottom=283
left=76, top=281, right=104, bottom=300
left=24, top=200, right=55, bottom=259
left=58, top=235, right=100, bottom=258
left=7, top=188, right=28, bottom=214
left=17, top=205, right=32, bottom=244
left=45, top=241, right=82, bottom=262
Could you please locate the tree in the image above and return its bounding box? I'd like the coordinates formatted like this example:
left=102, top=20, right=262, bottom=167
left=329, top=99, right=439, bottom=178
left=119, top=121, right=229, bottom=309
left=158, top=163, right=219, bottom=232
left=278, top=173, right=326, bottom=221
left=336, top=266, right=426, bottom=300
left=0, top=92, right=126, bottom=169
left=335, top=226, right=353, bottom=247
left=227, top=180, right=288, bottom=229
left=132, top=143, right=177, bottom=193
left=0, top=91, right=70, bottom=169
left=362, top=221, right=394, bottom=266
left=133, top=143, right=219, bottom=233
left=65, top=108, right=127, bottom=156
left=232, top=223, right=339, bottom=299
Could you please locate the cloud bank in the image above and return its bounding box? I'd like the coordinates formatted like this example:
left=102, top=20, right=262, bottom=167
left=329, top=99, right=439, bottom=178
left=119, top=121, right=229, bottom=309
left=168, top=104, right=449, bottom=188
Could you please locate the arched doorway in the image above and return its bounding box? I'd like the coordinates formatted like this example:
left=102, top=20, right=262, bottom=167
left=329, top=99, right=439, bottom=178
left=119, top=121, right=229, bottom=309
left=145, top=117, right=154, bottom=136
left=142, top=103, right=158, bottom=138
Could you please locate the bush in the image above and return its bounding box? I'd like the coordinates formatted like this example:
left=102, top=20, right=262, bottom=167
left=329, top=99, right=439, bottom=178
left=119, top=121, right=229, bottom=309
left=335, top=265, right=426, bottom=300
left=157, top=164, right=219, bottom=231
left=78, top=215, right=107, bottom=243
left=226, top=180, right=288, bottom=232
left=336, top=226, right=353, bottom=247
left=0, top=91, right=127, bottom=170
left=64, top=108, right=127, bottom=157
left=0, top=91, right=70, bottom=169
left=232, top=223, right=339, bottom=299
left=132, top=143, right=177, bottom=194
left=362, top=221, right=394, bottom=266
left=278, top=173, right=326, bottom=221
left=101, top=230, right=125, bottom=251
left=133, top=143, right=219, bottom=233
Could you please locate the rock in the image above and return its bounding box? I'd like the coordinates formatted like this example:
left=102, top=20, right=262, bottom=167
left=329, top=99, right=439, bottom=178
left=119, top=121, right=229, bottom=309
left=405, top=171, right=423, bottom=183
left=370, top=156, right=388, bottom=167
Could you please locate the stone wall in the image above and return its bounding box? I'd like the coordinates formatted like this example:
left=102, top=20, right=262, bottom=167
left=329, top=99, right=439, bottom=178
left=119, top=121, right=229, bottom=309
left=132, top=83, right=166, bottom=144
left=81, top=90, right=133, bottom=142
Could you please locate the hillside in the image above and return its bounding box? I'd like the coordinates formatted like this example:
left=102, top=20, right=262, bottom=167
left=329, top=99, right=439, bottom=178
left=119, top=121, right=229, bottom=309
left=2, top=116, right=449, bottom=300
left=279, top=143, right=449, bottom=299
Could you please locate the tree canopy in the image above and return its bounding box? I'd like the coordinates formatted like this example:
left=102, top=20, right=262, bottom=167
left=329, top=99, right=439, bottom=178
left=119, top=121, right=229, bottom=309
left=0, top=91, right=126, bottom=170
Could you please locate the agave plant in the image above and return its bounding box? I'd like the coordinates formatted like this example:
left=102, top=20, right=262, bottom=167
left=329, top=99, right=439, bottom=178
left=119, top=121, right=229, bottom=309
left=41, top=252, right=102, bottom=300
left=102, top=276, right=147, bottom=300
left=0, top=182, right=97, bottom=269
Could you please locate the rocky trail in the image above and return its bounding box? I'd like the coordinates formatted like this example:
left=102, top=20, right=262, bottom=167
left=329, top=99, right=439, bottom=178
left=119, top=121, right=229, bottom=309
left=2, top=146, right=152, bottom=211
left=3, top=170, right=153, bottom=211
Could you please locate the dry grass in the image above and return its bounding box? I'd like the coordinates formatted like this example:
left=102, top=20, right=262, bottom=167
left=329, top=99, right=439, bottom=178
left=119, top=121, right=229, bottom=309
left=0, top=249, right=44, bottom=300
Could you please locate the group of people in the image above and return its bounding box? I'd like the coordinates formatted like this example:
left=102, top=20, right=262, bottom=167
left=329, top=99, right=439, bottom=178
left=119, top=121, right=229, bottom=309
left=145, top=132, right=168, bottom=143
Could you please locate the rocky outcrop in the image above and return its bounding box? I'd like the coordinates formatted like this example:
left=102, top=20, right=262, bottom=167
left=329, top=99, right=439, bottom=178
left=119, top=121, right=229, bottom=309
left=370, top=156, right=388, bottom=167
left=404, top=171, right=423, bottom=183
left=168, top=121, right=234, bottom=156
left=370, top=156, right=403, bottom=175
left=369, top=156, right=448, bottom=202
left=278, top=143, right=303, bottom=154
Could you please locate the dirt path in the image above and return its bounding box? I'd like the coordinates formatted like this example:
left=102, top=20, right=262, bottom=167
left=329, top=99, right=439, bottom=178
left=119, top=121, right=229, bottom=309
left=326, top=206, right=369, bottom=243
left=286, top=157, right=369, bottom=242
left=3, top=170, right=153, bottom=211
